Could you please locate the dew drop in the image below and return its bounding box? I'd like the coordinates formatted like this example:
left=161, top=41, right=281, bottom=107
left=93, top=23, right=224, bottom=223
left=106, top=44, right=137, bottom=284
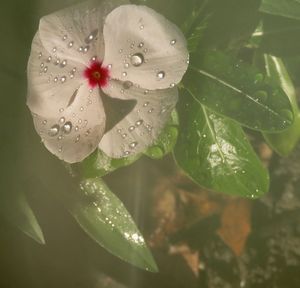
left=54, top=59, right=60, bottom=65
left=143, top=101, right=149, bottom=107
left=59, top=117, right=65, bottom=124
left=60, top=60, right=67, bottom=68
left=59, top=108, right=64, bottom=113
left=123, top=81, right=133, bottom=89
left=148, top=108, right=154, bottom=113
left=43, top=66, right=48, bottom=73
left=124, top=63, right=129, bottom=69
left=48, top=124, right=60, bottom=137
left=157, top=71, right=165, bottom=79
left=75, top=126, right=79, bottom=131
left=128, top=126, right=135, bottom=132
left=129, top=142, right=138, bottom=149
left=47, top=56, right=52, bottom=62
left=170, top=83, right=175, bottom=88
left=136, top=120, right=143, bottom=126
left=122, top=72, right=127, bottom=77
left=58, top=135, right=63, bottom=141
left=54, top=77, right=58, bottom=83
left=42, top=120, right=47, bottom=125
left=138, top=42, right=144, bottom=48
left=68, top=41, right=74, bottom=48
left=62, top=35, right=68, bottom=41
left=38, top=52, right=42, bottom=59
left=108, top=64, right=112, bottom=69
left=40, top=63, right=44, bottom=68
left=52, top=47, right=57, bottom=53
left=140, top=25, right=144, bottom=30
left=119, top=49, right=123, bottom=53
left=85, top=29, right=98, bottom=43
left=124, top=151, right=130, bottom=156
left=131, top=53, right=144, bottom=67
left=83, top=46, right=90, bottom=53
left=61, top=76, right=67, bottom=83
left=144, top=90, right=149, bottom=95
left=91, top=56, right=97, bottom=61
left=122, top=133, right=127, bottom=138
left=75, top=135, right=80, bottom=143
left=170, top=39, right=177, bottom=45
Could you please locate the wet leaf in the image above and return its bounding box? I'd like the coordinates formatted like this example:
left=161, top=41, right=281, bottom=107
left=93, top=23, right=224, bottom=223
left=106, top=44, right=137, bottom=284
left=145, top=110, right=179, bottom=159
left=260, top=0, right=300, bottom=21
left=66, top=177, right=158, bottom=272
left=184, top=50, right=294, bottom=132
left=174, top=90, right=269, bottom=198
left=0, top=189, right=45, bottom=245
left=77, top=150, right=141, bottom=179
left=263, top=55, right=300, bottom=156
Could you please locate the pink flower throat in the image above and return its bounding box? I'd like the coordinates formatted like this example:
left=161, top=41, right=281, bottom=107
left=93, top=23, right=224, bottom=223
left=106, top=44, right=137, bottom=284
left=84, top=61, right=110, bottom=88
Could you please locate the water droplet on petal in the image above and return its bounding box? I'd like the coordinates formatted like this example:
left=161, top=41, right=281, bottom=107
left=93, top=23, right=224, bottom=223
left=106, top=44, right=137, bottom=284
left=129, top=142, right=138, bottom=149
left=47, top=56, right=52, bottom=62
left=128, top=126, right=135, bottom=132
left=61, top=76, right=67, bottom=83
left=75, top=135, right=80, bottom=143
left=170, top=83, right=175, bottom=88
left=54, top=77, right=58, bottom=83
left=52, top=47, right=57, bottom=53
left=136, top=120, right=143, bottom=126
left=170, top=39, right=177, bottom=45
left=138, top=42, right=144, bottom=48
left=62, top=35, right=68, bottom=41
left=122, top=72, right=127, bottom=77
left=157, top=71, right=165, bottom=79
left=123, top=81, right=133, bottom=89
left=140, top=25, right=144, bottom=30
left=48, top=124, right=60, bottom=137
left=62, top=121, right=72, bottom=134
left=85, top=29, right=98, bottom=43
left=131, top=53, right=144, bottom=67
left=59, top=117, right=65, bottom=124
left=68, top=41, right=74, bottom=48
left=60, top=60, right=67, bottom=68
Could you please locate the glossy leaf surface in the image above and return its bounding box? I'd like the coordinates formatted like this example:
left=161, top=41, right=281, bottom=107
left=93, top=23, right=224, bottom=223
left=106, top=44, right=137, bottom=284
left=174, top=90, right=269, bottom=198
left=67, top=177, right=158, bottom=272
left=263, top=55, right=300, bottom=156
left=184, top=50, right=294, bottom=132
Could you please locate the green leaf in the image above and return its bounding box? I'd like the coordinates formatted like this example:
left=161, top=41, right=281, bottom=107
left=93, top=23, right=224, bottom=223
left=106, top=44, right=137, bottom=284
left=66, top=178, right=158, bottom=272
left=75, top=150, right=141, bottom=179
left=0, top=189, right=45, bottom=244
left=255, top=15, right=300, bottom=57
left=174, top=89, right=269, bottom=198
left=184, top=50, right=294, bottom=132
left=263, top=55, right=300, bottom=156
left=260, top=0, right=300, bottom=21
left=145, top=110, right=179, bottom=159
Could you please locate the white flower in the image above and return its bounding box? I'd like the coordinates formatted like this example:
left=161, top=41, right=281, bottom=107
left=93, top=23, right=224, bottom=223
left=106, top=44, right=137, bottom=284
left=27, top=0, right=189, bottom=163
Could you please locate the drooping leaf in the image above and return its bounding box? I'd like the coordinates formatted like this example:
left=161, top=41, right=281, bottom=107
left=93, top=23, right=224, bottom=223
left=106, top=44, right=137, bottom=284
left=65, top=177, right=158, bottom=272
left=174, top=89, right=269, bottom=198
left=145, top=110, right=179, bottom=159
left=184, top=50, right=294, bottom=132
left=0, top=189, right=45, bottom=244
left=260, top=0, right=300, bottom=21
left=263, top=55, right=300, bottom=156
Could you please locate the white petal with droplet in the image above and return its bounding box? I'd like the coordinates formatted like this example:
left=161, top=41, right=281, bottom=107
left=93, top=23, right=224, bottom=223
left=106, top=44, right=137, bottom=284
left=38, top=0, right=129, bottom=65
left=27, top=33, right=85, bottom=117
left=33, top=83, right=106, bottom=163
left=103, top=5, right=189, bottom=90
left=99, top=80, right=178, bottom=157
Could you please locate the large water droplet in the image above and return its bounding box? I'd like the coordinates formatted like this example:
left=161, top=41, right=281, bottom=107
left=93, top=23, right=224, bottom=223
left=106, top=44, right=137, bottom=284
left=48, top=124, right=60, bottom=137
left=62, top=121, right=72, bottom=134
left=131, top=53, right=144, bottom=67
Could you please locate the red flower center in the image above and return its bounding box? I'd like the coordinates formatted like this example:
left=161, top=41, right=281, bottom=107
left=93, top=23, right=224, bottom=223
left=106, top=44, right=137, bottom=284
left=84, top=60, right=110, bottom=88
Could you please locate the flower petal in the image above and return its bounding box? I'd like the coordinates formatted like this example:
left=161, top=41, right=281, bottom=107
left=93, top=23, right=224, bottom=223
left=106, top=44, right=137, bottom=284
left=33, top=83, right=106, bottom=163
left=99, top=80, right=178, bottom=157
left=38, top=0, right=128, bottom=65
left=103, top=5, right=189, bottom=90
left=27, top=33, right=86, bottom=117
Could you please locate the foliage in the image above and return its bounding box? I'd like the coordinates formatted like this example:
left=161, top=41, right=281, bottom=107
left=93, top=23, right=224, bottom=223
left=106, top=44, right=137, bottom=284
left=2, top=0, right=300, bottom=272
